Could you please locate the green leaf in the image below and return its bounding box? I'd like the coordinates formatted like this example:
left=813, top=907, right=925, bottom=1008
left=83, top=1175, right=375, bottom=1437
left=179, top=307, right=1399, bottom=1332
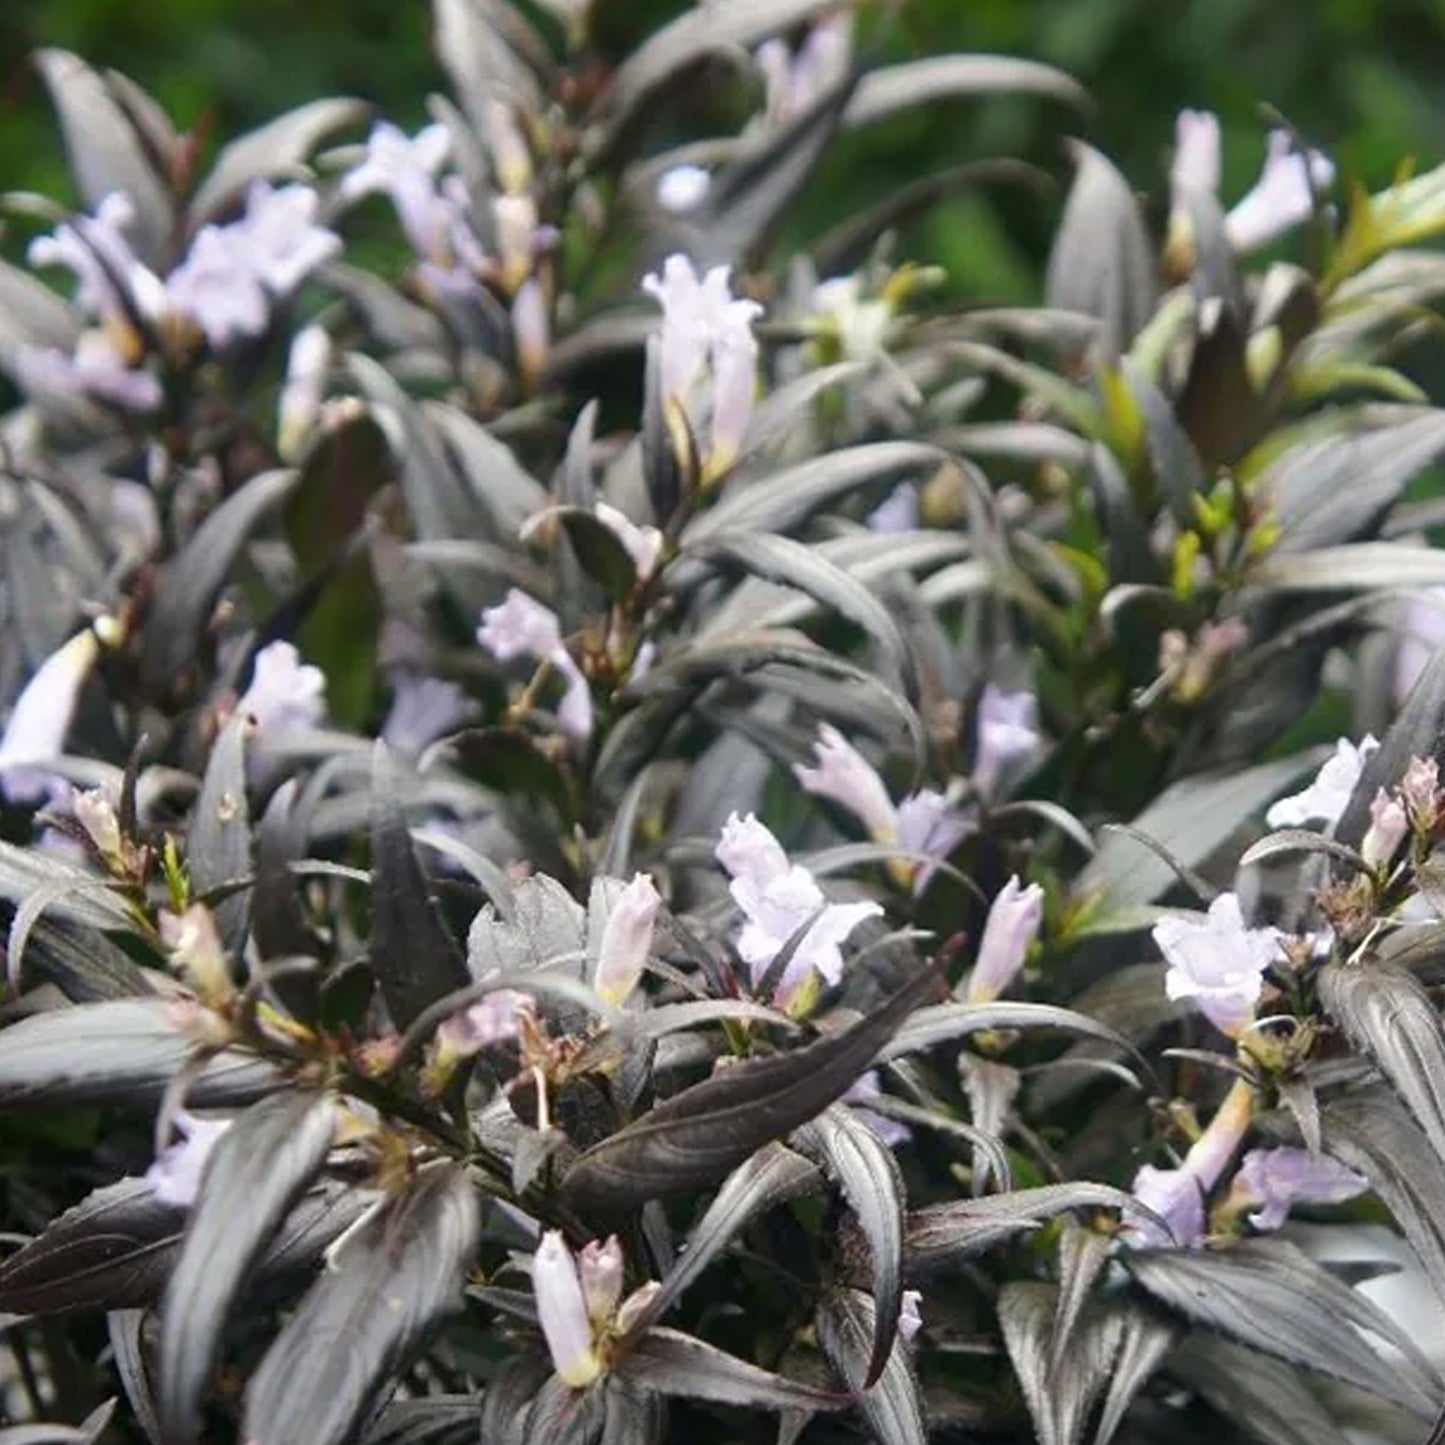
left=158, top=1092, right=336, bottom=1444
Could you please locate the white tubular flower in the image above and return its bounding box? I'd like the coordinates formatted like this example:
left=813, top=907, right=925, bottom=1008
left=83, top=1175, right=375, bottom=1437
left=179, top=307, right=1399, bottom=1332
left=1265, top=736, right=1377, bottom=829
left=595, top=503, right=664, bottom=583
left=1170, top=109, right=1222, bottom=197
left=793, top=724, right=898, bottom=843
left=0, top=624, right=105, bottom=804
left=594, top=873, right=661, bottom=1007
left=436, top=983, right=527, bottom=1056
left=29, top=192, right=161, bottom=332
left=707, top=308, right=760, bottom=474
left=895, top=790, right=970, bottom=873
left=239, top=642, right=327, bottom=738
left=578, top=1237, right=625, bottom=1327
left=339, top=121, right=455, bottom=260
left=494, top=194, right=541, bottom=291
left=757, top=13, right=853, bottom=124
left=966, top=875, right=1045, bottom=1004
left=973, top=685, right=1041, bottom=796
left=277, top=324, right=332, bottom=462
left=478, top=590, right=564, bottom=663
left=165, top=225, right=271, bottom=348
left=554, top=654, right=595, bottom=742
left=483, top=100, right=532, bottom=195
left=73, top=787, right=122, bottom=861
left=511, top=278, right=550, bottom=384
left=228, top=181, right=341, bottom=296
left=715, top=811, right=792, bottom=883
left=145, top=1112, right=233, bottom=1208
left=642, top=254, right=717, bottom=407
left=898, top=1289, right=924, bottom=1344
left=533, top=1231, right=603, bottom=1389
left=656, top=164, right=711, bottom=213
left=158, top=902, right=233, bottom=1002
left=1152, top=893, right=1280, bottom=1037
left=1225, top=129, right=1334, bottom=253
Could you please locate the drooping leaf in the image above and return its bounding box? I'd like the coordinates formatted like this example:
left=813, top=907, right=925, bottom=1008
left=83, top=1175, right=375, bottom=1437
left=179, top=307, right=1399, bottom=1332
left=368, top=743, right=469, bottom=1029
left=158, top=1092, right=336, bottom=1444
left=794, top=1104, right=905, bottom=1385
left=878, top=1000, right=1145, bottom=1069
left=816, top=1287, right=926, bottom=1445
left=559, top=967, right=938, bottom=1214
left=615, top=1328, right=840, bottom=1413
left=241, top=1166, right=480, bottom=1445
left=844, top=55, right=1088, bottom=128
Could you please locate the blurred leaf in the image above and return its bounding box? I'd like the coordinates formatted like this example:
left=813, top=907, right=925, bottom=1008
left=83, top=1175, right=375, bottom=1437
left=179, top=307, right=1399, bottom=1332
left=616, top=1327, right=840, bottom=1412
left=242, top=1165, right=480, bottom=1445
left=1254, top=542, right=1445, bottom=593
left=816, top=1287, right=926, bottom=1445
left=158, top=1092, right=336, bottom=1444
left=359, top=1397, right=480, bottom=1445
left=845, top=56, right=1088, bottom=128
left=552, top=507, right=638, bottom=603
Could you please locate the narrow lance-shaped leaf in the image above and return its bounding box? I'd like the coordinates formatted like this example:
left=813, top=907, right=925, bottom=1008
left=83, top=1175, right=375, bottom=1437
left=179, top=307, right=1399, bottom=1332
left=369, top=743, right=469, bottom=1029
left=241, top=1166, right=480, bottom=1445
left=1093, top=1306, right=1178, bottom=1445
left=188, top=712, right=252, bottom=954
left=559, top=966, right=939, bottom=1214
left=794, top=1104, right=905, bottom=1386
left=816, top=1287, right=926, bottom=1445
left=158, top=1092, right=337, bottom=1444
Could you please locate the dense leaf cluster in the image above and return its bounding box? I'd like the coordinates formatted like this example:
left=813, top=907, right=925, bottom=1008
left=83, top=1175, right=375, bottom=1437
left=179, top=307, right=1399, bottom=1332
left=3, top=3, right=1445, bottom=1443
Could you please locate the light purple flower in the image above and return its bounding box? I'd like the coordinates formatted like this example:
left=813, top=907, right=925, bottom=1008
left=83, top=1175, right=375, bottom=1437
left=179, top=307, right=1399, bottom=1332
left=578, top=1236, right=625, bottom=1327
left=898, top=1289, right=923, bottom=1345
left=1231, top=1146, right=1368, bottom=1232
left=382, top=674, right=473, bottom=756
left=793, top=724, right=898, bottom=843
left=966, top=875, right=1045, bottom=1004
left=238, top=641, right=327, bottom=739
left=28, top=192, right=162, bottom=328
left=844, top=1069, right=911, bottom=1148
left=756, top=13, right=852, bottom=125
left=896, top=789, right=970, bottom=876
left=1123, top=1164, right=1207, bottom=1250
left=715, top=812, right=881, bottom=1003
left=1403, top=756, right=1441, bottom=830
left=533, top=1231, right=603, bottom=1389
left=1395, top=589, right=1445, bottom=707
left=145, top=1112, right=233, bottom=1208
left=1225, top=130, right=1334, bottom=252
left=225, top=181, right=341, bottom=296
left=1170, top=109, right=1222, bottom=197
left=478, top=589, right=563, bottom=662
left=1362, top=788, right=1409, bottom=871
left=867, top=483, right=920, bottom=534
left=974, top=685, right=1041, bottom=796
left=165, top=225, right=271, bottom=348
left=1152, top=892, right=1280, bottom=1037
left=656, top=165, right=712, bottom=213
left=594, top=873, right=661, bottom=1007
left=340, top=122, right=457, bottom=260
left=437, top=982, right=528, bottom=1054
left=0, top=625, right=105, bottom=804
left=277, top=324, right=332, bottom=462
left=511, top=278, right=549, bottom=380
left=595, top=503, right=664, bottom=583
left=1265, top=735, right=1377, bottom=829
left=17, top=333, right=162, bottom=413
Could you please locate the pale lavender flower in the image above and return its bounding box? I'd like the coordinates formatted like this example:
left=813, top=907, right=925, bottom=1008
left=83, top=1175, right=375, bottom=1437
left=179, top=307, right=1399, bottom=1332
left=1362, top=788, right=1409, bottom=871
left=708, top=305, right=760, bottom=471
left=716, top=812, right=881, bottom=1002
left=898, top=1289, right=923, bottom=1344
left=813, top=275, right=893, bottom=363
left=17, top=333, right=162, bottom=412
left=1152, top=892, right=1280, bottom=1036
left=896, top=789, right=970, bottom=873
left=974, top=685, right=1041, bottom=796
left=0, top=625, right=104, bottom=804
left=1394, top=589, right=1445, bottom=707
left=382, top=674, right=473, bottom=756
left=656, top=164, right=711, bottom=213
left=1225, top=130, right=1334, bottom=252
left=238, top=641, right=327, bottom=739
left=595, top=502, right=664, bottom=582
left=1231, top=1147, right=1368, bottom=1232
left=757, top=13, right=852, bottom=124
left=867, top=483, right=920, bottom=534
left=1124, top=1164, right=1206, bottom=1250
left=28, top=192, right=162, bottom=328
left=594, top=873, right=661, bottom=1007
left=478, top=589, right=563, bottom=663
left=226, top=181, right=340, bottom=295
left=437, top=983, right=527, bottom=1054
left=844, top=1069, right=911, bottom=1148
left=145, top=1112, right=233, bottom=1208
left=1170, top=109, right=1222, bottom=197
left=577, top=1237, right=625, bottom=1327
left=533, top=1231, right=603, bottom=1388
left=165, top=225, right=271, bottom=348
left=793, top=724, right=898, bottom=843
left=1265, top=735, right=1378, bottom=829
left=555, top=661, right=594, bottom=741
left=340, top=122, right=456, bottom=259
left=277, top=324, right=332, bottom=462
left=966, top=875, right=1045, bottom=1004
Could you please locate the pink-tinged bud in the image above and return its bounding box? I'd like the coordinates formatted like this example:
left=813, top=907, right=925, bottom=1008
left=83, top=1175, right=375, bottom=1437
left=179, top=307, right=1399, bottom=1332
left=159, top=903, right=234, bottom=1004
left=1152, top=893, right=1280, bottom=1037
left=1265, top=735, right=1377, bottom=829
left=533, top=1231, right=602, bottom=1388
left=973, top=685, right=1041, bottom=796
left=511, top=278, right=549, bottom=385
left=898, top=1289, right=923, bottom=1345
left=577, top=1236, right=625, bottom=1327
left=656, top=165, right=711, bottom=213
left=145, top=1112, right=233, bottom=1208
left=594, top=502, right=664, bottom=582
left=73, top=788, right=122, bottom=862
left=613, top=1281, right=661, bottom=1338
left=278, top=324, right=331, bottom=462
left=966, top=876, right=1044, bottom=1004
left=715, top=811, right=791, bottom=883
left=0, top=625, right=104, bottom=803
left=1402, top=756, right=1441, bottom=833
left=594, top=873, right=661, bottom=1007
left=1362, top=788, right=1409, bottom=871
left=1170, top=109, right=1222, bottom=197
left=1225, top=129, right=1334, bottom=253
left=478, top=590, right=564, bottom=662
left=793, top=724, right=899, bottom=844
left=1229, top=1146, right=1368, bottom=1232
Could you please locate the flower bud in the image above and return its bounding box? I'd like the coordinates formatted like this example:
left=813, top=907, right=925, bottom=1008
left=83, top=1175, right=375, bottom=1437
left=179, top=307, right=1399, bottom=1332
left=613, top=1281, right=662, bottom=1339
left=533, top=1231, right=602, bottom=1389
left=159, top=903, right=234, bottom=1005
left=577, top=1236, right=625, bottom=1327
left=594, top=873, right=661, bottom=1007
left=966, top=876, right=1044, bottom=1004
left=898, top=1289, right=923, bottom=1344
left=73, top=788, right=122, bottom=864
left=793, top=724, right=898, bottom=844
left=1362, top=787, right=1408, bottom=871
left=277, top=324, right=331, bottom=462
left=1402, top=756, right=1441, bottom=833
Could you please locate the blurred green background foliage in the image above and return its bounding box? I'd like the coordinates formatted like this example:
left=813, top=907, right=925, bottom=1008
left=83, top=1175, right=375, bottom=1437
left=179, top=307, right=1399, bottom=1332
left=2, top=0, right=1443, bottom=301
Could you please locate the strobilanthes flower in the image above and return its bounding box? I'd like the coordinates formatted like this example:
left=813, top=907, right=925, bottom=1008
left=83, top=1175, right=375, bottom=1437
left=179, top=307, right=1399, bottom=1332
left=145, top=1112, right=233, bottom=1208
left=593, top=873, right=661, bottom=1007
left=1265, top=735, right=1377, bottom=829
left=477, top=589, right=593, bottom=741
left=965, top=876, right=1045, bottom=1004
left=1151, top=893, right=1280, bottom=1037
left=1226, top=1146, right=1368, bottom=1232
